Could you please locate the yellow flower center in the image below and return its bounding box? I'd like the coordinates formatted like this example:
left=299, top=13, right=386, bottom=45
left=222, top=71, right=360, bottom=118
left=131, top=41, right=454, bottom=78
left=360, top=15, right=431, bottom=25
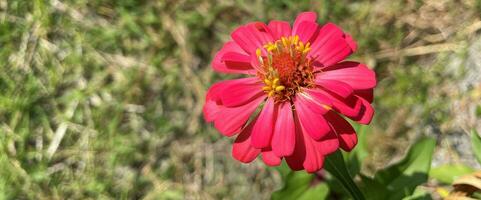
left=256, top=35, right=315, bottom=102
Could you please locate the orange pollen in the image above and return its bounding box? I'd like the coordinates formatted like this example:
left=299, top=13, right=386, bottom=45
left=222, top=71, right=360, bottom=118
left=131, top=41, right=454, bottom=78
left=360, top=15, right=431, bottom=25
left=257, top=35, right=315, bottom=102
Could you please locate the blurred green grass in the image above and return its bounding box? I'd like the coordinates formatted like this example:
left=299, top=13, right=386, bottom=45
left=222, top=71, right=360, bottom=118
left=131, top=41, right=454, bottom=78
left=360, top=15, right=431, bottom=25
left=1, top=0, right=480, bottom=199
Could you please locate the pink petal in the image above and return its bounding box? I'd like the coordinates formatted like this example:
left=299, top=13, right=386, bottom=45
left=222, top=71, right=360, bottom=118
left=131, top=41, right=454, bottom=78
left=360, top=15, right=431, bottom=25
left=326, top=112, right=357, bottom=151
left=285, top=116, right=307, bottom=171
left=222, top=52, right=252, bottom=70
left=231, top=22, right=273, bottom=54
left=312, top=36, right=353, bottom=67
left=294, top=95, right=331, bottom=140
left=334, top=98, right=363, bottom=118
left=302, top=137, right=326, bottom=173
left=203, top=100, right=223, bottom=122
left=344, top=33, right=358, bottom=52
left=213, top=41, right=255, bottom=74
left=251, top=99, right=276, bottom=148
left=249, top=22, right=274, bottom=44
left=315, top=90, right=374, bottom=125
left=314, top=130, right=339, bottom=156
left=203, top=80, right=234, bottom=122
left=305, top=89, right=333, bottom=107
left=220, top=77, right=265, bottom=107
left=268, top=20, right=292, bottom=40
left=205, top=79, right=230, bottom=100
left=315, top=79, right=354, bottom=99
left=310, top=23, right=344, bottom=50
left=214, top=96, right=265, bottom=136
left=313, top=90, right=362, bottom=118
left=285, top=155, right=305, bottom=171
left=232, top=119, right=261, bottom=163
left=292, top=12, right=317, bottom=35
left=353, top=97, right=374, bottom=125
left=292, top=21, right=319, bottom=43
left=286, top=115, right=325, bottom=173
left=296, top=93, right=329, bottom=115
left=272, top=102, right=296, bottom=157
left=355, top=89, right=374, bottom=103
left=309, top=23, right=356, bottom=67
left=319, top=62, right=376, bottom=90
left=262, top=148, right=282, bottom=166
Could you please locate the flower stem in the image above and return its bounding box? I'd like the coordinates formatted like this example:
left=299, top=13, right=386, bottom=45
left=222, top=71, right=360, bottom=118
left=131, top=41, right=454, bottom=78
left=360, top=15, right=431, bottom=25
left=324, top=150, right=365, bottom=200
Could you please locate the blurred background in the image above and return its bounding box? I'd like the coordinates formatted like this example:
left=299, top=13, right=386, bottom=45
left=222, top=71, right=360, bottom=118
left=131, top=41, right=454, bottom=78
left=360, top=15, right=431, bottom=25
left=1, top=0, right=481, bottom=199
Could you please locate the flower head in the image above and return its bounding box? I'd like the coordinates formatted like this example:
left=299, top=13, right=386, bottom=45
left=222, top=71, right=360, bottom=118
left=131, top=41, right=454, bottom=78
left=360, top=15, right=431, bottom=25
left=204, top=12, right=376, bottom=173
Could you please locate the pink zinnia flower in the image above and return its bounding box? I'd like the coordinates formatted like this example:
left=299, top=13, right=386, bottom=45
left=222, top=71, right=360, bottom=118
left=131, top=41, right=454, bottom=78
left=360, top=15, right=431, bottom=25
left=203, top=12, right=376, bottom=173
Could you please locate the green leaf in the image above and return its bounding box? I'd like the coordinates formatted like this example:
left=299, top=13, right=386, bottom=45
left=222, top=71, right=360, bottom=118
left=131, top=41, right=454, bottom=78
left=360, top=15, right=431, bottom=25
left=402, top=187, right=433, bottom=200
left=345, top=125, right=369, bottom=176
left=473, top=191, right=481, bottom=199
left=374, top=137, right=436, bottom=200
left=430, top=164, right=475, bottom=184
left=358, top=175, right=389, bottom=200
left=297, top=183, right=329, bottom=200
left=275, top=161, right=292, bottom=180
left=471, top=129, right=481, bottom=165
left=325, top=150, right=366, bottom=200
left=271, top=172, right=311, bottom=200
left=271, top=171, right=329, bottom=200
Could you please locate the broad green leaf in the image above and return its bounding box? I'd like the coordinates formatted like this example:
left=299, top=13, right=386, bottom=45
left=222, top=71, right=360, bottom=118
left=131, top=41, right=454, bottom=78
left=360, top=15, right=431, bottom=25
left=324, top=178, right=345, bottom=195
left=402, top=187, right=433, bottom=200
left=271, top=172, right=313, bottom=200
left=358, top=175, right=389, bottom=200
left=272, top=161, right=331, bottom=200
left=297, top=183, right=329, bottom=200
left=325, top=150, right=366, bottom=200
left=430, top=164, right=475, bottom=184
left=275, top=161, right=292, bottom=180
left=471, top=129, right=481, bottom=165
left=374, top=137, right=436, bottom=200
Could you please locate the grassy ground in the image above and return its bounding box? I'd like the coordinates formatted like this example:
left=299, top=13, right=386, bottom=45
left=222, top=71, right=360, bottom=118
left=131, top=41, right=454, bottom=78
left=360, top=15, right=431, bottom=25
left=1, top=0, right=480, bottom=199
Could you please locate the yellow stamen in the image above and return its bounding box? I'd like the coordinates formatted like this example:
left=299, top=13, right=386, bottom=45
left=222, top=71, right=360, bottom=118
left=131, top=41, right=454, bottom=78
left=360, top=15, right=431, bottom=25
left=272, top=78, right=279, bottom=86
left=264, top=79, right=271, bottom=85
left=293, top=35, right=299, bottom=45
left=275, top=86, right=285, bottom=91
left=298, top=41, right=304, bottom=51
left=267, top=53, right=273, bottom=66
left=268, top=91, right=275, bottom=97
left=281, top=37, right=288, bottom=47
left=264, top=42, right=278, bottom=52
left=256, top=48, right=262, bottom=57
